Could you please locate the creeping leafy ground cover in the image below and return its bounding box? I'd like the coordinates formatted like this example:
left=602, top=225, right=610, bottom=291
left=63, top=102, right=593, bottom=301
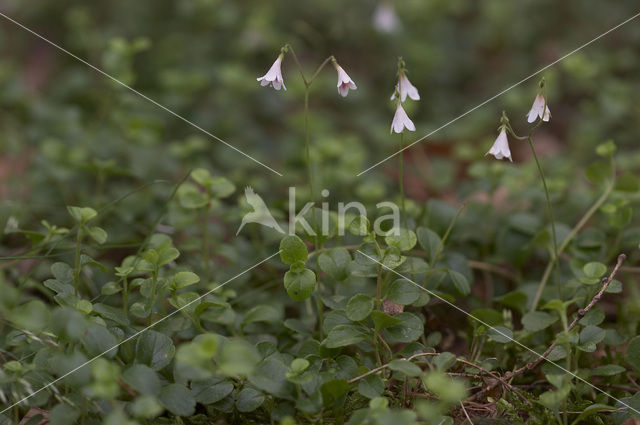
left=2, top=2, right=640, bottom=424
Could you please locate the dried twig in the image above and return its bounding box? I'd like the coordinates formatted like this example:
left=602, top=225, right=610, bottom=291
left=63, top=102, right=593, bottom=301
left=346, top=351, right=532, bottom=406
left=507, top=254, right=626, bottom=379
left=475, top=254, right=626, bottom=399
left=460, top=401, right=473, bottom=424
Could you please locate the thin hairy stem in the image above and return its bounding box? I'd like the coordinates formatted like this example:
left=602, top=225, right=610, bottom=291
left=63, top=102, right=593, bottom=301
left=530, top=158, right=615, bottom=310
left=527, top=136, right=561, bottom=296
left=399, top=132, right=406, bottom=226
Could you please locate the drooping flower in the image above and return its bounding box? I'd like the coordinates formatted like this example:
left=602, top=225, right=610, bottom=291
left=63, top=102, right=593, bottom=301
left=391, top=73, right=420, bottom=102
left=486, top=128, right=512, bottom=162
left=390, top=103, right=415, bottom=134
left=257, top=54, right=286, bottom=91
left=527, top=93, right=550, bottom=123
left=372, top=2, right=401, bottom=34
left=335, top=64, right=357, bottom=97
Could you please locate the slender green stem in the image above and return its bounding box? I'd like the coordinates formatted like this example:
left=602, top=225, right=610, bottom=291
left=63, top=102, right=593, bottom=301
left=303, top=87, right=317, bottom=243
left=429, top=203, right=467, bottom=268
left=148, top=269, right=158, bottom=325
left=399, top=132, right=406, bottom=227
left=527, top=137, right=560, bottom=297
left=73, top=227, right=83, bottom=296
left=201, top=206, right=211, bottom=283
left=530, top=159, right=615, bottom=310
left=303, top=80, right=324, bottom=338
left=308, top=56, right=334, bottom=85
left=527, top=137, right=559, bottom=260
left=122, top=276, right=129, bottom=317
left=373, top=239, right=384, bottom=309
left=286, top=45, right=308, bottom=85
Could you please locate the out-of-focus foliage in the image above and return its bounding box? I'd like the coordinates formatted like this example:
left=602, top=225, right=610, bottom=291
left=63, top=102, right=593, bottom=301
left=1, top=0, right=640, bottom=424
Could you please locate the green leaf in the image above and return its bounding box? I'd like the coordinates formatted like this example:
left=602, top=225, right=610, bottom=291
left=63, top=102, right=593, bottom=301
left=44, top=279, right=74, bottom=295
left=135, top=330, right=175, bottom=371
left=87, top=226, right=108, bottom=244
left=290, top=358, right=310, bottom=374
left=49, top=403, right=80, bottom=425
left=320, top=379, right=349, bottom=407
left=82, top=325, right=118, bottom=358
left=101, top=281, right=122, bottom=295
left=93, top=303, right=130, bottom=326
left=157, top=247, right=180, bottom=267
left=583, top=262, right=607, bottom=279
left=625, top=336, right=640, bottom=371
left=67, top=206, right=97, bottom=223
left=208, top=176, right=236, bottom=198
left=432, top=352, right=457, bottom=371
left=423, top=371, right=467, bottom=403
left=172, top=271, right=200, bottom=289
left=279, top=235, right=308, bottom=264
left=178, top=183, right=209, bottom=209
left=358, top=373, right=384, bottom=399
left=585, top=161, right=613, bottom=185
left=488, top=326, right=513, bottom=343
left=130, top=395, right=163, bottom=419
left=595, top=140, right=616, bottom=158
left=590, top=364, right=626, bottom=377
left=51, top=262, right=73, bottom=284
left=190, top=168, right=211, bottom=186
left=122, top=364, right=161, bottom=396
left=345, top=294, right=374, bottom=322
left=191, top=378, right=234, bottom=404
left=570, top=403, right=619, bottom=425
left=242, top=304, right=282, bottom=326
left=385, top=228, right=417, bottom=251
left=348, top=216, right=370, bottom=236
left=615, top=172, right=640, bottom=192
left=218, top=340, right=260, bottom=376
left=388, top=359, right=422, bottom=377
left=158, top=384, right=195, bottom=417
left=324, top=324, right=367, bottom=348
left=580, top=325, right=605, bottom=345
left=522, top=311, right=557, bottom=333
left=388, top=279, right=420, bottom=305
left=417, top=227, right=442, bottom=262
left=371, top=310, right=402, bottom=331
left=284, top=268, right=316, bottom=301
left=579, top=326, right=606, bottom=352
left=249, top=358, right=295, bottom=398
left=236, top=388, right=265, bottom=412
left=318, top=247, right=351, bottom=281
left=75, top=299, right=93, bottom=315
left=448, top=270, right=470, bottom=295
left=10, top=300, right=50, bottom=332
left=386, top=312, right=424, bottom=343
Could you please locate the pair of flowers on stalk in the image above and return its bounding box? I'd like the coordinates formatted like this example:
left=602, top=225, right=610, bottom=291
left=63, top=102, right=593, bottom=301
left=257, top=52, right=357, bottom=97
left=258, top=51, right=420, bottom=134
left=487, top=89, right=551, bottom=161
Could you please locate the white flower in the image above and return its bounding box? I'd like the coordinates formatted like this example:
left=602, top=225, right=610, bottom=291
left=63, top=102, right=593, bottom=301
left=391, top=74, right=420, bottom=102
left=486, top=129, right=512, bottom=162
left=527, top=93, right=550, bottom=123
left=390, top=103, right=415, bottom=134
left=335, top=64, right=357, bottom=97
left=373, top=2, right=401, bottom=34
left=257, top=54, right=286, bottom=91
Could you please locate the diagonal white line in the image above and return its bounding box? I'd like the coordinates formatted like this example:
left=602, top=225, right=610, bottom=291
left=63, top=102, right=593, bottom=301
left=357, top=11, right=640, bottom=176
left=0, top=11, right=283, bottom=177
left=356, top=249, right=640, bottom=414
left=0, top=251, right=281, bottom=415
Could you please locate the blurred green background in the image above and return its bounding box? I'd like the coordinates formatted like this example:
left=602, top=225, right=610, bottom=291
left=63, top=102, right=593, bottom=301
left=1, top=0, right=639, bottom=241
